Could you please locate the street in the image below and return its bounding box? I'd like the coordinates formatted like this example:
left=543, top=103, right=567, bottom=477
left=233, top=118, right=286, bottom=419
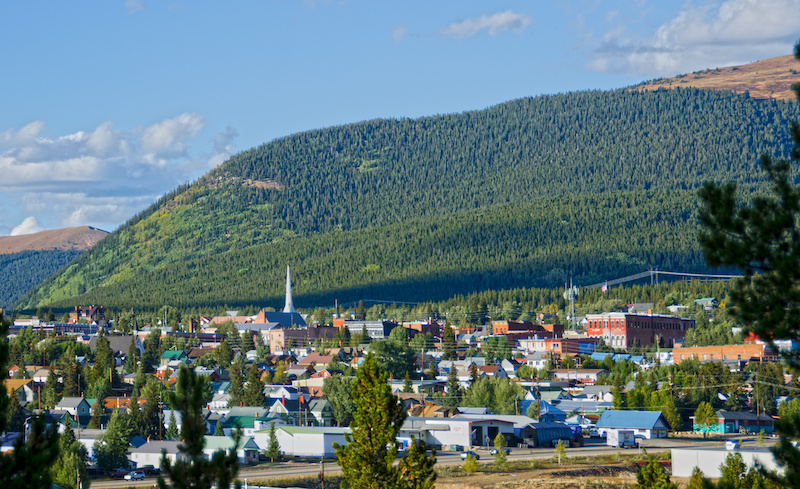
left=89, top=435, right=762, bottom=488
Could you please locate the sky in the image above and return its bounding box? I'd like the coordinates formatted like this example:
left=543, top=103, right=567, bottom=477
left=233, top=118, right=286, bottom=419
left=1, top=0, right=799, bottom=236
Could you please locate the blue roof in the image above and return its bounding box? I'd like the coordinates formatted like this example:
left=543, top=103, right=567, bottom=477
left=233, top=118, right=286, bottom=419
left=596, top=410, right=669, bottom=429
left=629, top=356, right=645, bottom=363
left=612, top=354, right=631, bottom=362
left=590, top=352, right=612, bottom=361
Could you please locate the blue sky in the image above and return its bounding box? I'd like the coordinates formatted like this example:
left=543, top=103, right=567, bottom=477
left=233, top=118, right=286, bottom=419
left=1, top=0, right=799, bottom=235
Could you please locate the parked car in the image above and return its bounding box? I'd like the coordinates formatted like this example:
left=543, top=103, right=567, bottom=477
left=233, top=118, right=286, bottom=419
left=109, top=468, right=129, bottom=479
left=140, top=465, right=160, bottom=476
left=124, top=471, right=146, bottom=481
left=589, top=428, right=600, bottom=438
left=489, top=448, right=510, bottom=455
left=460, top=450, right=480, bottom=460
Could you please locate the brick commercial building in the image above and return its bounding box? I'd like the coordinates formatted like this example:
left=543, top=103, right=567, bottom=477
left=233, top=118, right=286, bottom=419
left=672, top=343, right=778, bottom=364
left=585, top=313, right=694, bottom=349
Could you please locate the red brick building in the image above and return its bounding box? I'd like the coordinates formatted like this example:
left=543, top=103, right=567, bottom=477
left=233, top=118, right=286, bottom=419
left=585, top=313, right=693, bottom=349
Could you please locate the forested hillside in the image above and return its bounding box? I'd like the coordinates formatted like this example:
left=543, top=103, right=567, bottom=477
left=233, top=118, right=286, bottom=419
left=0, top=250, right=81, bottom=309
left=17, top=88, right=800, bottom=310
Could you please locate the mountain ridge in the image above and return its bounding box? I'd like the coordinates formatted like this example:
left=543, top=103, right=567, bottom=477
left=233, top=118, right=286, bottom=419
left=0, top=226, right=108, bottom=254
left=634, top=54, right=800, bottom=101
left=16, top=86, right=800, bottom=311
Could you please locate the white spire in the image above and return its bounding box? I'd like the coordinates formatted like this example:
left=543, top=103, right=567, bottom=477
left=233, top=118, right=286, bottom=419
left=283, top=265, right=295, bottom=313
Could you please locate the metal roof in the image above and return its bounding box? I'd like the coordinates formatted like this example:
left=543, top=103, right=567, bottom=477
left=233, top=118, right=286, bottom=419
left=596, top=410, right=669, bottom=429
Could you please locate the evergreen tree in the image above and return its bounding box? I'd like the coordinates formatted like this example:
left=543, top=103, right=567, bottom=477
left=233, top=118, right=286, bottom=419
left=632, top=452, right=678, bottom=489
left=87, top=397, right=105, bottom=429
left=166, top=411, right=179, bottom=440
left=61, top=361, right=78, bottom=397
left=335, top=354, right=436, bottom=489
left=5, top=390, right=23, bottom=432
left=228, top=361, right=244, bottom=407
left=265, top=421, right=281, bottom=462
left=323, top=375, right=356, bottom=427
left=444, top=366, right=462, bottom=407
left=125, top=336, right=138, bottom=374
left=140, top=329, right=161, bottom=374
left=42, top=365, right=61, bottom=409
left=243, top=363, right=265, bottom=407
left=157, top=364, right=243, bottom=489
left=686, top=467, right=709, bottom=489
left=441, top=326, right=456, bottom=361
left=94, top=409, right=133, bottom=474
left=142, top=382, right=165, bottom=440
left=397, top=437, right=437, bottom=489
left=50, top=418, right=90, bottom=489
left=402, top=373, right=413, bottom=393
left=129, top=394, right=145, bottom=438
left=493, top=432, right=508, bottom=469
left=694, top=402, right=718, bottom=434
left=240, top=330, right=255, bottom=354
left=217, top=338, right=233, bottom=369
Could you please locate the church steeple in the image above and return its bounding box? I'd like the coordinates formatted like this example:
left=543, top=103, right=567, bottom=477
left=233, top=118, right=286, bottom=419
left=283, top=265, right=295, bottom=313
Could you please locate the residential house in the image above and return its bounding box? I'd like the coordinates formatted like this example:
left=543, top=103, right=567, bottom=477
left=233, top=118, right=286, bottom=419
left=203, top=435, right=260, bottom=464
left=692, top=409, right=775, bottom=434
left=4, top=379, right=35, bottom=406
left=55, top=397, right=92, bottom=417
left=307, top=398, right=335, bottom=427
left=130, top=440, right=184, bottom=469
left=549, top=369, right=608, bottom=384
left=596, top=410, right=670, bottom=439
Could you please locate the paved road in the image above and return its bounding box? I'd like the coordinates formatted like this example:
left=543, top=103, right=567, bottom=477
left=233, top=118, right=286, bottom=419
left=89, top=436, right=771, bottom=488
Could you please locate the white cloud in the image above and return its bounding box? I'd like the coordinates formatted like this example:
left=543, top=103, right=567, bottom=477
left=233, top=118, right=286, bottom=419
left=10, top=216, right=44, bottom=236
left=125, top=0, right=146, bottom=13
left=140, top=113, right=204, bottom=156
left=0, top=114, right=237, bottom=233
left=589, top=0, right=800, bottom=76
left=19, top=192, right=157, bottom=232
left=442, top=10, right=532, bottom=39
left=393, top=25, right=409, bottom=44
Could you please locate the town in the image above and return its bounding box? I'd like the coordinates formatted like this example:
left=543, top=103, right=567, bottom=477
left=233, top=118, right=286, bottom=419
left=1, top=268, right=792, bottom=486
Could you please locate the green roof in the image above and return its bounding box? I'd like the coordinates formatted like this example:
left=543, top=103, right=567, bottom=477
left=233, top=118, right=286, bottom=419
left=162, top=350, right=185, bottom=359
left=222, top=415, right=271, bottom=429
left=203, top=435, right=254, bottom=451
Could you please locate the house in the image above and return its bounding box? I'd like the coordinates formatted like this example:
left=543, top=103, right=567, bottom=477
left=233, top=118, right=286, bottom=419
left=596, top=410, right=670, bottom=439
left=4, top=379, right=35, bottom=406
left=296, top=352, right=336, bottom=367
left=400, top=416, right=517, bottom=449
left=694, top=297, right=719, bottom=310
left=203, top=435, right=260, bottom=464
left=692, top=409, right=775, bottom=434
left=578, top=385, right=615, bottom=402
left=259, top=426, right=350, bottom=457
left=55, top=397, right=92, bottom=417
left=307, top=398, right=335, bottom=427
left=549, top=369, right=608, bottom=384
left=160, top=349, right=187, bottom=367
left=130, top=440, right=184, bottom=469
left=89, top=335, right=143, bottom=361
left=524, top=352, right=551, bottom=370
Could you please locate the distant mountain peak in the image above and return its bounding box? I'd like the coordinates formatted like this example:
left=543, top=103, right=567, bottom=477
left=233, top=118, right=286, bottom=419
left=634, top=54, right=800, bottom=101
left=0, top=226, right=108, bottom=254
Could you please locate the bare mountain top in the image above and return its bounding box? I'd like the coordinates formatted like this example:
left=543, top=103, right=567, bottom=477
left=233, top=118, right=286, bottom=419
left=633, top=54, right=800, bottom=101
left=0, top=226, right=108, bottom=254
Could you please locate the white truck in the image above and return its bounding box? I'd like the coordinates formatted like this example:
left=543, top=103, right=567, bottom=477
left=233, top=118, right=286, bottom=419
left=606, top=429, right=637, bottom=448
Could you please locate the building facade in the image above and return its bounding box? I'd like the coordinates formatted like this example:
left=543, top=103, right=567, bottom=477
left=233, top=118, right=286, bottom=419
left=585, top=313, right=694, bottom=349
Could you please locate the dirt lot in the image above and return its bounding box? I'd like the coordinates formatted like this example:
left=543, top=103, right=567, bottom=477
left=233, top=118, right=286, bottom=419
left=435, top=461, right=644, bottom=489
